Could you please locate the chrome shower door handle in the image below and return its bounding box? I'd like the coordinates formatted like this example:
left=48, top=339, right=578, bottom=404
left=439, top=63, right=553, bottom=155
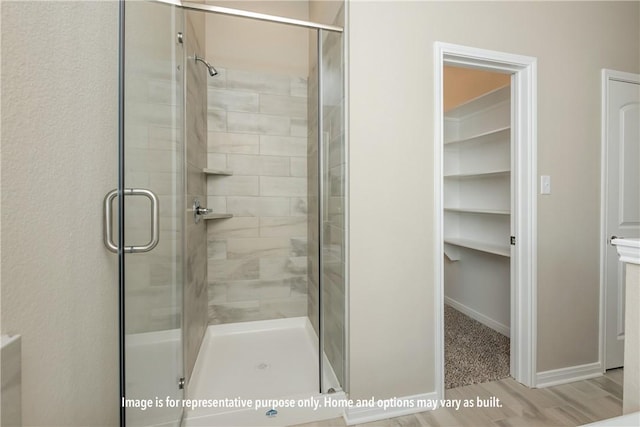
left=103, top=188, right=160, bottom=253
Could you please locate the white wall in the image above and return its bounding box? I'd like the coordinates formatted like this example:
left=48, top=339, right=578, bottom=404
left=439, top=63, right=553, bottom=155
left=1, top=2, right=119, bottom=425
left=347, top=0, right=640, bottom=400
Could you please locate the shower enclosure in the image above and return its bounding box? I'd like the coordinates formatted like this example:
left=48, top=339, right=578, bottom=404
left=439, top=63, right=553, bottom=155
left=105, top=0, right=346, bottom=425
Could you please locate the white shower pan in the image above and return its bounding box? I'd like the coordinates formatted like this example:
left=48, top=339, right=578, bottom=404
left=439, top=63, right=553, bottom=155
left=183, top=317, right=345, bottom=426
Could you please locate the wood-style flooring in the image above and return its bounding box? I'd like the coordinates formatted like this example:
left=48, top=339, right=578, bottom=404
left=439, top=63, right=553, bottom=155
left=292, top=369, right=624, bottom=427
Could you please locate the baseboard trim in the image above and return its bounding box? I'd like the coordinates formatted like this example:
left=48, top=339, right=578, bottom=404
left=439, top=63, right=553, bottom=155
left=444, top=297, right=510, bottom=337
left=535, top=362, right=602, bottom=388
left=343, top=392, right=438, bottom=425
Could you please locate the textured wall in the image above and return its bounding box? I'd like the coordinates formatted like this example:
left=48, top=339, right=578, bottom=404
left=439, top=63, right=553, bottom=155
left=0, top=1, right=119, bottom=424
left=205, top=67, right=309, bottom=324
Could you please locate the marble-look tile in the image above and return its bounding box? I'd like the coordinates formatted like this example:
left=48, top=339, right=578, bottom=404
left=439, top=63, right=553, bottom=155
left=290, top=238, right=308, bottom=257
left=329, top=164, right=345, bottom=197
left=225, top=154, right=290, bottom=177
left=259, top=256, right=307, bottom=279
left=127, top=148, right=178, bottom=173
left=206, top=67, right=227, bottom=89
left=226, top=154, right=260, bottom=175
left=208, top=258, right=259, bottom=281
left=207, top=239, right=226, bottom=261
left=207, top=109, right=227, bottom=132
left=125, top=124, right=149, bottom=149
left=290, top=157, right=307, bottom=177
left=226, top=69, right=290, bottom=95
left=208, top=88, right=259, bottom=112
left=226, top=237, right=290, bottom=260
left=150, top=172, right=179, bottom=196
left=207, top=175, right=259, bottom=196
left=225, top=278, right=292, bottom=302
left=207, top=281, right=227, bottom=303
left=260, top=156, right=290, bottom=176
left=207, top=217, right=259, bottom=238
left=259, top=295, right=307, bottom=318
left=208, top=300, right=260, bottom=324
left=205, top=66, right=313, bottom=326
left=227, top=112, right=290, bottom=135
left=291, top=118, right=308, bottom=137
left=290, top=76, right=308, bottom=98
left=149, top=125, right=182, bottom=151
left=147, top=79, right=177, bottom=105
left=128, top=102, right=177, bottom=128
left=260, top=216, right=307, bottom=237
left=206, top=196, right=227, bottom=213
left=208, top=132, right=259, bottom=154
left=260, top=176, right=306, bottom=197
left=291, top=197, right=308, bottom=216
left=260, top=135, right=307, bottom=157
left=260, top=94, right=307, bottom=119
left=207, top=153, right=227, bottom=170
left=186, top=165, right=205, bottom=197
left=227, top=196, right=290, bottom=217
left=260, top=197, right=292, bottom=217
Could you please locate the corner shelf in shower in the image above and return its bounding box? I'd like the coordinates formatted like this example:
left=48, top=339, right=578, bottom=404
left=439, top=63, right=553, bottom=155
left=203, top=168, right=233, bottom=176
left=202, top=169, right=233, bottom=220
left=203, top=213, right=233, bottom=220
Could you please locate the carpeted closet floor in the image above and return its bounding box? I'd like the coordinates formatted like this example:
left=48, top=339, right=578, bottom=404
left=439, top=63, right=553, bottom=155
left=444, top=304, right=510, bottom=389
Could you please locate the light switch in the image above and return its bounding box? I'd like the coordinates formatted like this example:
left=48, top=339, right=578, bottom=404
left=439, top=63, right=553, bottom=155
left=540, top=175, right=551, bottom=195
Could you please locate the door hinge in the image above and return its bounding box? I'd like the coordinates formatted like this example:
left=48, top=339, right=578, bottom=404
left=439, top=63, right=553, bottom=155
left=510, top=236, right=516, bottom=245
left=178, top=377, right=185, bottom=390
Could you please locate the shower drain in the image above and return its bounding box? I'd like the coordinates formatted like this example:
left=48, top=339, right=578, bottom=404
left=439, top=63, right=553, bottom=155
left=256, top=362, right=269, bottom=370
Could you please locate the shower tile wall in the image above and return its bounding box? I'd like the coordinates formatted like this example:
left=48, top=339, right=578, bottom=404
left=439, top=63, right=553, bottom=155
left=206, top=67, right=309, bottom=324
left=184, top=10, right=209, bottom=382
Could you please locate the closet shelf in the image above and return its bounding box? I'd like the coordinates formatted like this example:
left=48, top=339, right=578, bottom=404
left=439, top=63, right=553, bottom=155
left=203, top=213, right=233, bottom=220
left=203, top=168, right=233, bottom=176
left=444, top=238, right=510, bottom=258
left=444, top=126, right=510, bottom=146
left=444, top=207, right=510, bottom=215
left=444, top=170, right=510, bottom=179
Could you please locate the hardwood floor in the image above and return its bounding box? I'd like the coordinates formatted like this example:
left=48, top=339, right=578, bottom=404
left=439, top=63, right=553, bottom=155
left=292, top=369, right=624, bottom=427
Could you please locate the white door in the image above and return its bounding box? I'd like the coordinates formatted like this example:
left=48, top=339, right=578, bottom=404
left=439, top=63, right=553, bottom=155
left=603, top=70, right=640, bottom=369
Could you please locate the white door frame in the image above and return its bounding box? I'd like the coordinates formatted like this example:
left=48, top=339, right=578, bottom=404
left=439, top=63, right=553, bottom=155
left=599, top=68, right=640, bottom=370
left=433, top=42, right=538, bottom=397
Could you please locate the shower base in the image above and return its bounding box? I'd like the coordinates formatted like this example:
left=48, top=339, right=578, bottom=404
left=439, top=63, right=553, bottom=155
left=183, top=317, right=345, bottom=426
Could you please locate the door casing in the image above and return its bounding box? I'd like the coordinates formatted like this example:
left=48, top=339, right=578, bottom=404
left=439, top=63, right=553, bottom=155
left=434, top=42, right=538, bottom=397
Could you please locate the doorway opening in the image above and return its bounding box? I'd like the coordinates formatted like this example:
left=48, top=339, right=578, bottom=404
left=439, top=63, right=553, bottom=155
left=434, top=42, right=538, bottom=397
left=442, top=66, right=512, bottom=389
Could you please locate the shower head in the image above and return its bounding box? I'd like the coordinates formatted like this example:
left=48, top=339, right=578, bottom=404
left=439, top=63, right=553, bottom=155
left=195, top=55, right=218, bottom=77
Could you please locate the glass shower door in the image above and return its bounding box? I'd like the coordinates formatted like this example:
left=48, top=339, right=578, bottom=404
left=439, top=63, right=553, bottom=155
left=320, top=28, right=346, bottom=393
left=121, top=1, right=185, bottom=425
